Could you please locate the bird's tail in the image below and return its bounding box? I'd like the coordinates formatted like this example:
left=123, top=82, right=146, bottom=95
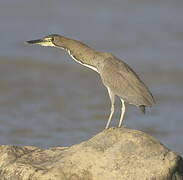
left=139, top=105, right=145, bottom=114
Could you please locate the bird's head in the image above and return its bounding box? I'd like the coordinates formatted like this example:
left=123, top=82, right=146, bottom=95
left=26, top=34, right=61, bottom=47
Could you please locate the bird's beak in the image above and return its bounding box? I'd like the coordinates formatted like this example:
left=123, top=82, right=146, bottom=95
left=26, top=38, right=55, bottom=47
left=26, top=39, right=44, bottom=45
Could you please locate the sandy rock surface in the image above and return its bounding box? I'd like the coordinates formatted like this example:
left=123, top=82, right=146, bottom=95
left=0, top=127, right=182, bottom=180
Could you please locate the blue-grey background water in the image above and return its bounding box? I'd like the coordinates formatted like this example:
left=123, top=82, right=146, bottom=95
left=0, top=0, right=183, bottom=155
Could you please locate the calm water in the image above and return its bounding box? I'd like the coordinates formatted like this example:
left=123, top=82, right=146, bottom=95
left=0, top=0, right=183, bottom=155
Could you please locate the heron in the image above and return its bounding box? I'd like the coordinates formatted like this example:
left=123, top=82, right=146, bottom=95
left=26, top=34, right=155, bottom=129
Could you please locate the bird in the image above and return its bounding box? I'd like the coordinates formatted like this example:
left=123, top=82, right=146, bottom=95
left=26, top=34, right=155, bottom=129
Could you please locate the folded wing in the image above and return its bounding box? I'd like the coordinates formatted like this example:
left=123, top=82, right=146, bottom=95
left=100, top=56, right=155, bottom=106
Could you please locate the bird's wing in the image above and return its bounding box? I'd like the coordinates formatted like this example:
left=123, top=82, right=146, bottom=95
left=100, top=56, right=155, bottom=106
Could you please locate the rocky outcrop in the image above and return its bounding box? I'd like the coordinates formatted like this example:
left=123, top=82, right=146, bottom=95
left=0, top=127, right=182, bottom=180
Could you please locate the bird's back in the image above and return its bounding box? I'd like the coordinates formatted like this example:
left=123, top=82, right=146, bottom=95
left=100, top=55, right=155, bottom=107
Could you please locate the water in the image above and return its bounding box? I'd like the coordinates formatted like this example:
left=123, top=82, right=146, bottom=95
left=0, top=0, right=183, bottom=155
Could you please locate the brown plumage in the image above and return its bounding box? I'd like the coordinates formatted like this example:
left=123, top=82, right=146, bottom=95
left=27, top=34, right=155, bottom=129
left=100, top=56, right=154, bottom=107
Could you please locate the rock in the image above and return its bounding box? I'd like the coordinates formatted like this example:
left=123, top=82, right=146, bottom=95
left=0, top=127, right=182, bottom=180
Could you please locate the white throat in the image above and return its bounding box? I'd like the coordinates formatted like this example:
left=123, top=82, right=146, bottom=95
left=40, top=41, right=55, bottom=47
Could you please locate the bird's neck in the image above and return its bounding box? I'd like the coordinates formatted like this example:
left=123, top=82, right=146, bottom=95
left=61, top=39, right=103, bottom=72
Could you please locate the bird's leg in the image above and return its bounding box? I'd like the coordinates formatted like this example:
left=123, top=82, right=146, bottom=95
left=105, top=88, right=115, bottom=129
left=118, top=98, right=126, bottom=127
